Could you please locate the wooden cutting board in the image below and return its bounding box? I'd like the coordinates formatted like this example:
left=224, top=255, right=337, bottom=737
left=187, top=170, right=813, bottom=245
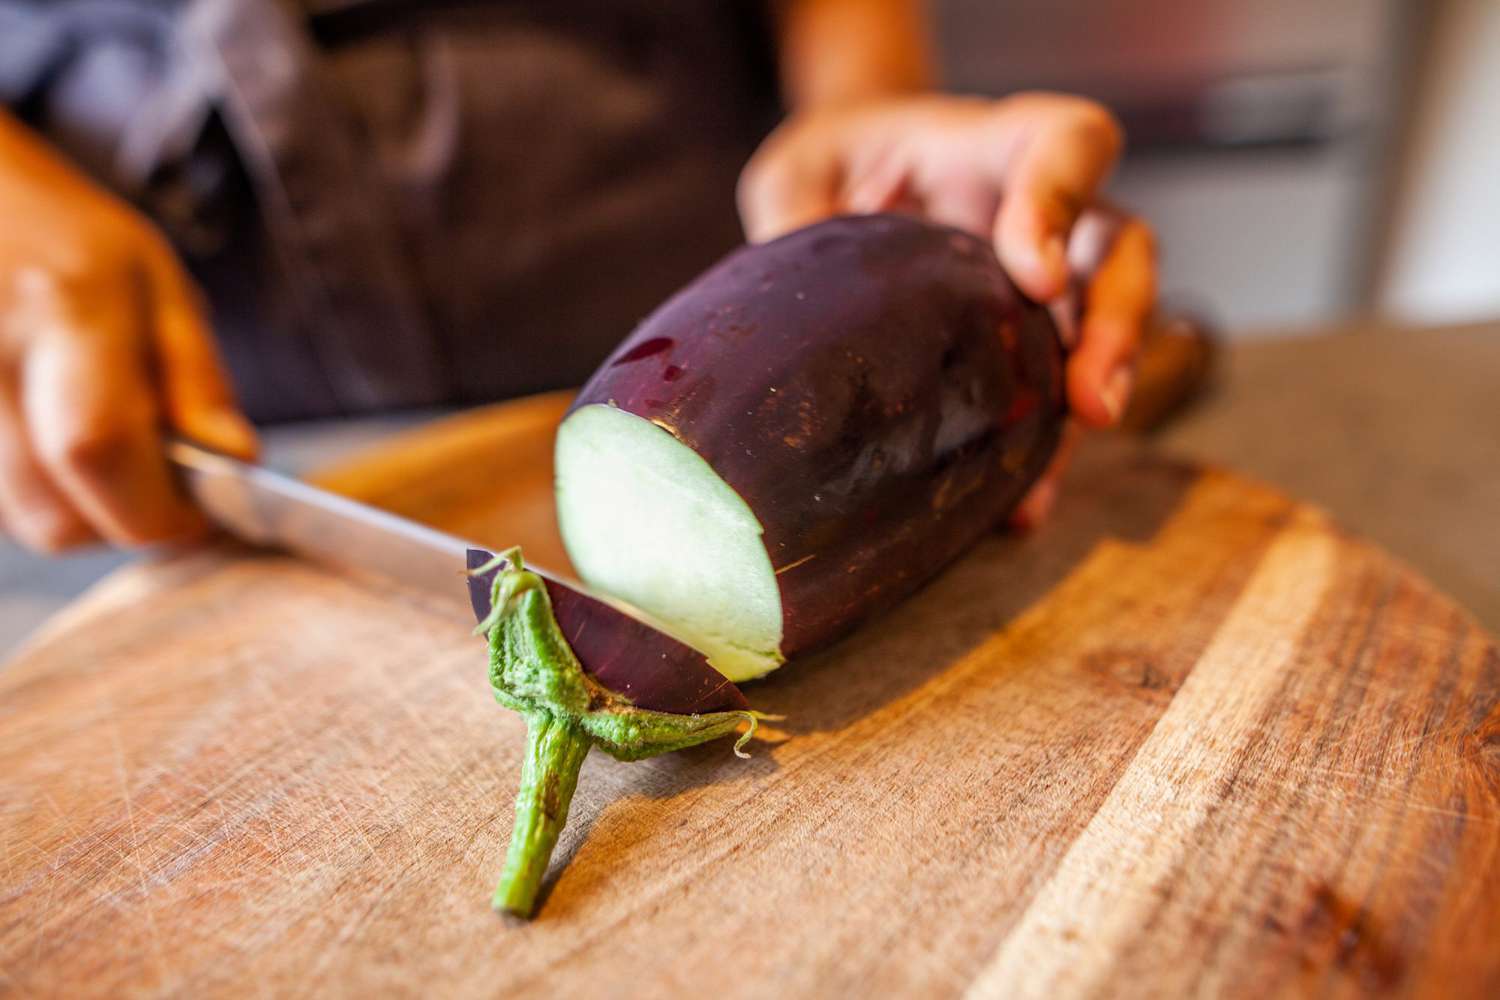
left=2, top=392, right=1496, bottom=999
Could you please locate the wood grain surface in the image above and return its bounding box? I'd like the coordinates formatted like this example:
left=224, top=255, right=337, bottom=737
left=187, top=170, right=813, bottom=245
left=1, top=392, right=1496, bottom=999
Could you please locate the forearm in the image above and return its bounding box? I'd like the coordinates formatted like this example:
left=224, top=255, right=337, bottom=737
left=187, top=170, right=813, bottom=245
left=774, top=0, right=934, bottom=109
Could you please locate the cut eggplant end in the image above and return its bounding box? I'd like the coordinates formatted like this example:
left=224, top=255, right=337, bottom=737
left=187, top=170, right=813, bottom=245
left=555, top=403, right=785, bottom=683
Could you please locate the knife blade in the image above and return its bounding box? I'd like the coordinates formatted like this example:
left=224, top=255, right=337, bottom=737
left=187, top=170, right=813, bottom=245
left=168, top=440, right=747, bottom=714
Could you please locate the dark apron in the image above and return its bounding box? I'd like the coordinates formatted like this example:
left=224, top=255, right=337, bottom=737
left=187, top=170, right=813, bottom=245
left=0, top=0, right=779, bottom=420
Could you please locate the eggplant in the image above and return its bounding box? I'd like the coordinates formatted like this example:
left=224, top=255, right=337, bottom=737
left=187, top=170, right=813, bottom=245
left=480, top=214, right=1065, bottom=917
left=555, top=213, right=1066, bottom=680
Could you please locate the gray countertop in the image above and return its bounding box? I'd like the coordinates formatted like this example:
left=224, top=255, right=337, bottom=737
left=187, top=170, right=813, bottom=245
left=1154, top=321, right=1498, bottom=633
left=0, top=321, right=1494, bottom=658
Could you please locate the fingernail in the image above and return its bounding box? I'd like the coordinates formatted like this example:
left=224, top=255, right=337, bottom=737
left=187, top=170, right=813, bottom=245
left=846, top=173, right=901, bottom=214
left=845, top=180, right=883, bottom=213
left=1030, top=478, right=1058, bottom=520
left=1100, top=365, right=1134, bottom=425
left=1022, top=235, right=1068, bottom=298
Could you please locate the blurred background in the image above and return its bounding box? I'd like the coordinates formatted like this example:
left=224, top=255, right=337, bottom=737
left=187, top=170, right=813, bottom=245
left=939, top=0, right=1498, bottom=333
left=1, top=0, right=1496, bottom=653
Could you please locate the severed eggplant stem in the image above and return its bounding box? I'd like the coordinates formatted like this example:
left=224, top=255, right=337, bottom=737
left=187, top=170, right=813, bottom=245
left=493, top=713, right=590, bottom=915
left=475, top=549, right=772, bottom=918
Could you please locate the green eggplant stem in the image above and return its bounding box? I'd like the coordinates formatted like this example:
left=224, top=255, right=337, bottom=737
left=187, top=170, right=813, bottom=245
left=474, top=547, right=771, bottom=919
left=493, top=713, right=591, bottom=916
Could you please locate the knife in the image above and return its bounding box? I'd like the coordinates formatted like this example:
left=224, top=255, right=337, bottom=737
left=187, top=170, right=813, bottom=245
left=167, top=439, right=747, bottom=714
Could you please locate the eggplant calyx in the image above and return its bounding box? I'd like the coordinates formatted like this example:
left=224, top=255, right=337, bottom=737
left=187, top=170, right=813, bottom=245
left=478, top=550, right=770, bottom=917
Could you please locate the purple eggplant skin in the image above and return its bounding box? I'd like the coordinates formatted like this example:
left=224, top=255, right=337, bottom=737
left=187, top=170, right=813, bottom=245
left=569, top=213, right=1067, bottom=661
left=466, top=548, right=748, bottom=715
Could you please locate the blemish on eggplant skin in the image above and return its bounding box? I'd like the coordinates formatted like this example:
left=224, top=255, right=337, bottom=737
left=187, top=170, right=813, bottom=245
left=1003, top=389, right=1039, bottom=425
left=649, top=418, right=684, bottom=441
left=775, top=553, right=816, bottom=576
left=612, top=337, right=674, bottom=365
left=997, top=320, right=1019, bottom=352
left=1000, top=445, right=1028, bottom=474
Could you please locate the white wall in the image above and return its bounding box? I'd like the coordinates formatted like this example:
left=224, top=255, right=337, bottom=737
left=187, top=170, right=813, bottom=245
left=1377, top=0, right=1500, bottom=325
left=1108, top=148, right=1368, bottom=334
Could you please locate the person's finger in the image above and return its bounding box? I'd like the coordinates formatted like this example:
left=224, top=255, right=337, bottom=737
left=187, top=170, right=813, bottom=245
left=1066, top=218, right=1156, bottom=427
left=1010, top=420, right=1081, bottom=531
left=1051, top=204, right=1131, bottom=352
left=23, top=321, right=204, bottom=546
left=0, top=375, right=97, bottom=552
left=920, top=174, right=999, bottom=239
left=991, top=97, right=1123, bottom=302
left=841, top=143, right=910, bottom=214
left=737, top=126, right=842, bottom=243
left=145, top=251, right=258, bottom=459
left=1066, top=205, right=1127, bottom=276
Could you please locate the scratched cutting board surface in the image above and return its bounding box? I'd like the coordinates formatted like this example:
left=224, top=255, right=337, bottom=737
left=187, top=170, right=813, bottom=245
left=1, top=392, right=1496, bottom=999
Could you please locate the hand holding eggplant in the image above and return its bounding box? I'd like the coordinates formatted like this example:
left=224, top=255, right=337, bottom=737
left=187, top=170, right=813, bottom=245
left=737, top=93, right=1158, bottom=523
